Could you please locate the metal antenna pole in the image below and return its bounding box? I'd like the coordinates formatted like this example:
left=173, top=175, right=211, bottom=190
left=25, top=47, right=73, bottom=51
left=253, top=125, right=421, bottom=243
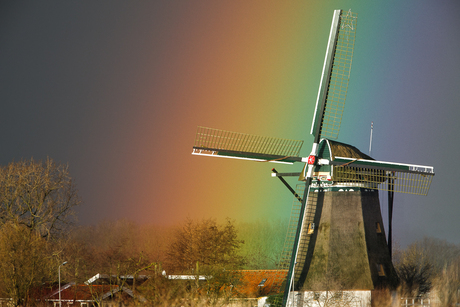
left=369, top=121, right=373, bottom=156
left=59, top=261, right=67, bottom=307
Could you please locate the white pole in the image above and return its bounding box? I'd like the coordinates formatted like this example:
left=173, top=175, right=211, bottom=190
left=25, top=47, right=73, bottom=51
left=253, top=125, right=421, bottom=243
left=59, top=261, right=67, bottom=307
left=369, top=122, right=373, bottom=156
left=287, top=262, right=298, bottom=307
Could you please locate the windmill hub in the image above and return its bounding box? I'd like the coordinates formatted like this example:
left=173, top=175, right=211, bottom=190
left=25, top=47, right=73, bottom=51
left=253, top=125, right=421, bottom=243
left=307, top=155, right=316, bottom=165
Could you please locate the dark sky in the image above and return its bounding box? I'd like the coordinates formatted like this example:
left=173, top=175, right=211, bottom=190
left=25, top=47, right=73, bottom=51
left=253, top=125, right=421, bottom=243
left=1, top=1, right=460, bottom=247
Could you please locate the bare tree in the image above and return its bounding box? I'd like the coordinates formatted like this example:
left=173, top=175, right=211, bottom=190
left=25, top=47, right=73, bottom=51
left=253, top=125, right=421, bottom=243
left=163, top=218, right=246, bottom=304
left=417, top=237, right=460, bottom=273
left=61, top=220, right=157, bottom=306
left=0, top=158, right=80, bottom=305
left=0, top=158, right=80, bottom=238
left=166, top=218, right=245, bottom=274
left=0, top=222, right=53, bottom=306
left=394, top=243, right=433, bottom=297
left=433, top=257, right=460, bottom=307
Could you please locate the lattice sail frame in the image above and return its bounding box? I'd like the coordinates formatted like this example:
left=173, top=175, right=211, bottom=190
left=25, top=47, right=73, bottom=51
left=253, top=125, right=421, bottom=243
left=333, top=167, right=433, bottom=196
left=192, top=126, right=304, bottom=163
left=321, top=10, right=357, bottom=139
left=311, top=9, right=358, bottom=140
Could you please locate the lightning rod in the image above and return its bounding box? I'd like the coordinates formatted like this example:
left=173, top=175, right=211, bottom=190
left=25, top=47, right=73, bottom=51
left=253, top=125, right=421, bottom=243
left=369, top=121, right=373, bottom=156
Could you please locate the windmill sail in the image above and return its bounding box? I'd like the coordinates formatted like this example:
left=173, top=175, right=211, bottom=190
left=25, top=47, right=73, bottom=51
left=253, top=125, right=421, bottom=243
left=332, top=160, right=434, bottom=195
left=311, top=9, right=357, bottom=140
left=310, top=142, right=435, bottom=195
left=192, top=126, right=304, bottom=164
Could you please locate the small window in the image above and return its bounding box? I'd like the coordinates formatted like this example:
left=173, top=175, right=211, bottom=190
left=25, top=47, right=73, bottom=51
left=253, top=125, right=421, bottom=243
left=258, top=278, right=267, bottom=287
left=377, top=264, right=385, bottom=276
left=376, top=222, right=382, bottom=234
left=307, top=223, right=315, bottom=234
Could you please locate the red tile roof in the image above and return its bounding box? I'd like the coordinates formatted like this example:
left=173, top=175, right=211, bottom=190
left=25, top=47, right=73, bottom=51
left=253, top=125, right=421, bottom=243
left=233, top=270, right=287, bottom=298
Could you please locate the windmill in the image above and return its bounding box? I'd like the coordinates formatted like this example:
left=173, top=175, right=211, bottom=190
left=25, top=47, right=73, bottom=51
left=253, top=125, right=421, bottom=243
left=191, top=9, right=434, bottom=306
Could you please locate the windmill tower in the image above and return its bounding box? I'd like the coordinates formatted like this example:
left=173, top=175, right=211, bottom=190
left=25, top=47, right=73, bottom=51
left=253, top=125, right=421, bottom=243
left=191, top=9, right=434, bottom=306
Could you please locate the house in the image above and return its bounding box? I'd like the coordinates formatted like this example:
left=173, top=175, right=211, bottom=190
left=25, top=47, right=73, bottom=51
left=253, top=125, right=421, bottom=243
left=84, top=273, right=150, bottom=286
left=21, top=274, right=149, bottom=307
left=0, top=270, right=288, bottom=307
left=43, top=282, right=138, bottom=307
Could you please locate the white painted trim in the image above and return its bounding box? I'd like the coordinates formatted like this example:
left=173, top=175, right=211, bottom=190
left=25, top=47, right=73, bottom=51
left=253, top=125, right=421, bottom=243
left=166, top=274, right=207, bottom=281
left=310, top=10, right=342, bottom=137
left=191, top=152, right=294, bottom=164
left=334, top=156, right=434, bottom=173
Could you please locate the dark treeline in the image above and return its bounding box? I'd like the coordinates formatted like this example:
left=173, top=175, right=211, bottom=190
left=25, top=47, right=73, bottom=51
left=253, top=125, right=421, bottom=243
left=393, top=237, right=460, bottom=305
left=0, top=158, right=459, bottom=306
left=52, top=218, right=289, bottom=306
left=42, top=218, right=460, bottom=303
left=0, top=157, right=292, bottom=305
left=61, top=217, right=289, bottom=276
left=31, top=219, right=460, bottom=306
